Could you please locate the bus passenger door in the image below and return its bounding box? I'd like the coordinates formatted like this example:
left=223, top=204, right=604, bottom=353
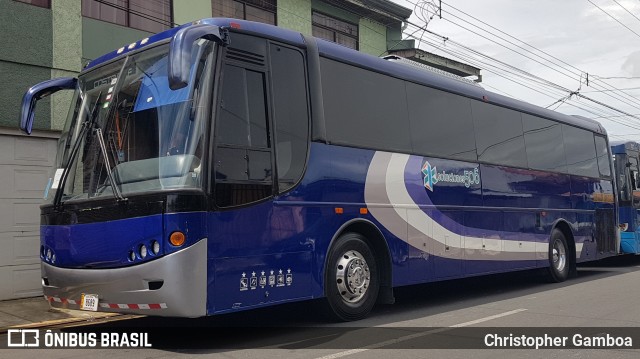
left=614, top=151, right=640, bottom=254
left=208, top=34, right=313, bottom=313
left=593, top=179, right=616, bottom=258
left=627, top=155, right=640, bottom=253
left=592, top=136, right=616, bottom=258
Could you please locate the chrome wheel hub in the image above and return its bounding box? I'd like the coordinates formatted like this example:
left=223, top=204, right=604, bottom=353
left=335, top=250, right=370, bottom=303
left=552, top=239, right=566, bottom=272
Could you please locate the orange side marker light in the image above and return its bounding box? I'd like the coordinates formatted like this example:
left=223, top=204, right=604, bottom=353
left=169, top=231, right=186, bottom=247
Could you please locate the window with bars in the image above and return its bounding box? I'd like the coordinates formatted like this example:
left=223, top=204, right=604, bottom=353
left=13, top=0, right=50, bottom=8
left=312, top=11, right=358, bottom=50
left=81, top=0, right=172, bottom=33
left=212, top=0, right=276, bottom=25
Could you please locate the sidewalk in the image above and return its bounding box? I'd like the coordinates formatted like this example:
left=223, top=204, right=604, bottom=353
left=0, top=296, right=117, bottom=331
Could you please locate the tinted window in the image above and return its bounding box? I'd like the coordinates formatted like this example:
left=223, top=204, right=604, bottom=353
left=562, top=125, right=598, bottom=178
left=321, top=58, right=412, bottom=153
left=218, top=65, right=268, bottom=148
left=215, top=62, right=272, bottom=207
left=523, top=114, right=567, bottom=172
left=270, top=44, right=309, bottom=192
left=594, top=135, right=611, bottom=177
left=406, top=82, right=477, bottom=161
left=472, top=102, right=527, bottom=167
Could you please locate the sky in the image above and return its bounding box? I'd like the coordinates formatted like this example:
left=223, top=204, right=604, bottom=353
left=389, top=0, right=640, bottom=142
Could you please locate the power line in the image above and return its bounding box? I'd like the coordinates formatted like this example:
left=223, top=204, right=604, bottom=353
left=402, top=27, right=640, bottom=129
left=587, top=0, right=640, bottom=39
left=593, top=113, right=640, bottom=118
left=433, top=1, right=640, bottom=112
left=95, top=0, right=640, bottom=131
left=402, top=26, right=630, bottom=125
left=283, top=0, right=640, bottom=131
left=583, top=86, right=640, bottom=93
left=399, top=0, right=640, bottom=129
left=436, top=0, right=640, bottom=111
left=284, top=0, right=640, bottom=122
left=612, top=0, right=640, bottom=26
left=593, top=76, right=640, bottom=80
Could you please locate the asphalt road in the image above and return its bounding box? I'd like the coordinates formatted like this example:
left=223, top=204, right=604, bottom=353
left=3, top=255, right=640, bottom=358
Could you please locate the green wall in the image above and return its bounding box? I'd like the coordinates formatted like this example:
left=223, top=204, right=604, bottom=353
left=174, top=0, right=212, bottom=25
left=0, top=0, right=52, bottom=67
left=278, top=0, right=312, bottom=35
left=309, top=0, right=387, bottom=55
left=311, top=0, right=359, bottom=23
left=359, top=18, right=387, bottom=56
left=0, top=0, right=403, bottom=132
left=0, top=62, right=51, bottom=130
left=0, top=0, right=53, bottom=130
left=51, top=0, right=82, bottom=131
left=82, top=17, right=152, bottom=64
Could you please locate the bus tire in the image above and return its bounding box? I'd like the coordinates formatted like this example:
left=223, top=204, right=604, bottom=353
left=547, top=229, right=570, bottom=282
left=324, top=232, right=379, bottom=321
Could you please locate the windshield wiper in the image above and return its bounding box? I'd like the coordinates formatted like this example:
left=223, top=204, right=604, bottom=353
left=53, top=57, right=133, bottom=208
left=53, top=92, right=102, bottom=208
left=94, top=127, right=125, bottom=201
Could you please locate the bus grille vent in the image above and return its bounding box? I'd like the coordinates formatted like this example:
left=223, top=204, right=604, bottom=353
left=226, top=48, right=265, bottom=66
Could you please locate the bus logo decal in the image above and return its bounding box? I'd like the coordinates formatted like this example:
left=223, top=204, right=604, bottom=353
left=422, top=161, right=438, bottom=191
left=422, top=160, right=480, bottom=192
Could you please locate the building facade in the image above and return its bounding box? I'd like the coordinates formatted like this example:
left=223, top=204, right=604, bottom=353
left=0, top=0, right=479, bottom=300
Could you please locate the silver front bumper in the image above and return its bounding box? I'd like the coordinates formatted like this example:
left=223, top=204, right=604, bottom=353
left=41, top=238, right=207, bottom=317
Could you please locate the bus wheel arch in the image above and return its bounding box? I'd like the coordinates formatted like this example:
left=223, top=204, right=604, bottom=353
left=323, top=220, right=393, bottom=321
left=548, top=220, right=577, bottom=281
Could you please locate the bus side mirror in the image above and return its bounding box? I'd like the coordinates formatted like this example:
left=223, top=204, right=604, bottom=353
left=20, top=77, right=77, bottom=135
left=168, top=24, right=226, bottom=90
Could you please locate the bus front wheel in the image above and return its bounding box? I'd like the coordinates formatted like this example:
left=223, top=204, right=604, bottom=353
left=324, top=233, right=379, bottom=321
left=547, top=229, right=570, bottom=282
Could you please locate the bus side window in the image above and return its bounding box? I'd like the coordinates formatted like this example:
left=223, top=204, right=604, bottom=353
left=269, top=44, right=309, bottom=193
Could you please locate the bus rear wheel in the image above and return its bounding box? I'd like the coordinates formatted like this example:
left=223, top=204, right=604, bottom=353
left=547, top=229, right=570, bottom=282
left=324, top=233, right=379, bottom=321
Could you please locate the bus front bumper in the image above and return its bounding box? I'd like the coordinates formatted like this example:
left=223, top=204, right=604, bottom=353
left=41, top=238, right=207, bottom=317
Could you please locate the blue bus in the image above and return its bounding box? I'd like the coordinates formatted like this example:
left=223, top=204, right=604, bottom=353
left=20, top=18, right=618, bottom=321
left=611, top=141, right=640, bottom=254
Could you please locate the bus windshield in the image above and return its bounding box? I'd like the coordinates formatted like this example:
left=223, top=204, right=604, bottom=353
left=47, top=40, right=215, bottom=204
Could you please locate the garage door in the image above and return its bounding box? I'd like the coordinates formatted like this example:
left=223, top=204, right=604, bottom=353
left=0, top=130, right=57, bottom=300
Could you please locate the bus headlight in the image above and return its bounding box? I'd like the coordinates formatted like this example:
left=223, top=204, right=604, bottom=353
left=128, top=250, right=135, bottom=262
left=139, top=244, right=147, bottom=259
left=46, top=249, right=52, bottom=261
left=151, top=240, right=160, bottom=255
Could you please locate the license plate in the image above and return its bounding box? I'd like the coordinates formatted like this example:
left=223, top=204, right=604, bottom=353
left=80, top=293, right=99, bottom=311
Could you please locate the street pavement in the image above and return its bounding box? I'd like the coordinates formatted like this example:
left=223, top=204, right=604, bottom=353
left=1, top=255, right=639, bottom=358
left=0, top=296, right=119, bottom=330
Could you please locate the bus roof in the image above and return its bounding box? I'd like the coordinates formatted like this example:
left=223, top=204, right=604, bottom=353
left=85, top=18, right=606, bottom=136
